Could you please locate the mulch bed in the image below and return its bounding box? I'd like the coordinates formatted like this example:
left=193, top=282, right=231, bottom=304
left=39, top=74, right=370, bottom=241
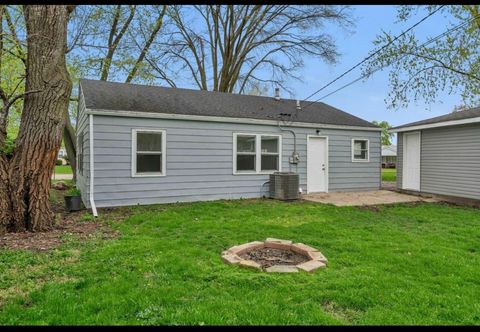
left=0, top=185, right=120, bottom=252
left=239, top=247, right=309, bottom=268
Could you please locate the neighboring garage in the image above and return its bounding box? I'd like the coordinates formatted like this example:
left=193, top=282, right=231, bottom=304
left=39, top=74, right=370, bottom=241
left=391, top=107, right=480, bottom=200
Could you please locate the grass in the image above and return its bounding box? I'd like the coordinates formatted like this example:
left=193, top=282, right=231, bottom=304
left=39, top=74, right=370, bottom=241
left=1, top=199, right=480, bottom=325
left=53, top=165, right=72, bottom=175
left=381, top=168, right=396, bottom=182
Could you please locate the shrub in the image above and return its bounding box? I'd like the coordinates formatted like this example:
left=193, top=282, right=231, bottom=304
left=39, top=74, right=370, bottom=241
left=55, top=159, right=63, bottom=166
left=66, top=186, right=81, bottom=196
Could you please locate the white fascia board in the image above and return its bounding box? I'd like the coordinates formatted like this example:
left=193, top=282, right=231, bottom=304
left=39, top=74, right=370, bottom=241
left=390, top=116, right=480, bottom=133
left=85, top=108, right=382, bottom=132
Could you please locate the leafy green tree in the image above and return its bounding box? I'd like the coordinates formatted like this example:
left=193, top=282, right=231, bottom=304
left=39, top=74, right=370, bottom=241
left=363, top=5, right=480, bottom=110
left=0, top=5, right=26, bottom=145
left=372, top=120, right=394, bottom=145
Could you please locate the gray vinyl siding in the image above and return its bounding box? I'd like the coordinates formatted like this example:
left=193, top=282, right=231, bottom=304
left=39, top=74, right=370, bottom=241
left=76, top=86, right=90, bottom=206
left=80, top=112, right=380, bottom=208
left=396, top=133, right=403, bottom=188
left=420, top=123, right=480, bottom=200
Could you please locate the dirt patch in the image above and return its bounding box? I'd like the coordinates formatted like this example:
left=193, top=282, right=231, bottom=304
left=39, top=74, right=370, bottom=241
left=356, top=205, right=382, bottom=212
left=0, top=187, right=119, bottom=252
left=321, top=301, right=362, bottom=323
left=239, top=247, right=309, bottom=268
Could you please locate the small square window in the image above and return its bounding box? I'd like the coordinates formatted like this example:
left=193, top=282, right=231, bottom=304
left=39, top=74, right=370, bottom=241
left=352, top=139, right=369, bottom=162
left=133, top=130, right=166, bottom=176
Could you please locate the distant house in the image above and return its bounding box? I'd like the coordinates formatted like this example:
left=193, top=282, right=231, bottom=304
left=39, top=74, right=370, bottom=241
left=58, top=148, right=67, bottom=159
left=76, top=79, right=382, bottom=213
left=391, top=107, right=480, bottom=200
left=381, top=145, right=396, bottom=168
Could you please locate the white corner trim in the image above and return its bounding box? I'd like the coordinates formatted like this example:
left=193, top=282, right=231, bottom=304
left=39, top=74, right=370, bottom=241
left=232, top=133, right=282, bottom=175
left=131, top=128, right=167, bottom=177
left=390, top=116, right=480, bottom=133
left=351, top=138, right=370, bottom=162
left=85, top=108, right=383, bottom=132
left=89, top=114, right=98, bottom=217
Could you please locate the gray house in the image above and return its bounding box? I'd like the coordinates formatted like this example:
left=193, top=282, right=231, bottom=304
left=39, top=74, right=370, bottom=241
left=76, top=79, right=381, bottom=214
left=391, top=107, right=480, bottom=200
left=381, top=144, right=397, bottom=168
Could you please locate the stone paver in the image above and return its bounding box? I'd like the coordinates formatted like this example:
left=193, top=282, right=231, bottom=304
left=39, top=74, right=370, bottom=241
left=302, top=189, right=439, bottom=207
left=297, top=260, right=326, bottom=273
left=307, top=251, right=328, bottom=263
left=238, top=260, right=262, bottom=270
left=222, top=253, right=242, bottom=264
left=291, top=243, right=318, bottom=254
left=227, top=241, right=264, bottom=255
left=265, top=265, right=299, bottom=273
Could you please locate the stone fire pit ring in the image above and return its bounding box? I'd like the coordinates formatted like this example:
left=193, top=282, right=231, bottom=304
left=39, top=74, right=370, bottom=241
left=222, top=238, right=327, bottom=273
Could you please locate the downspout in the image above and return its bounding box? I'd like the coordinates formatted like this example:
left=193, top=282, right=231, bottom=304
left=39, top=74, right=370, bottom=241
left=89, top=114, right=98, bottom=217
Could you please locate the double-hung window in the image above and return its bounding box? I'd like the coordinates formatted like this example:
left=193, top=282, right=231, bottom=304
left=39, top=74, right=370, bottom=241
left=352, top=139, right=369, bottom=162
left=234, top=133, right=281, bottom=174
left=132, top=129, right=166, bottom=177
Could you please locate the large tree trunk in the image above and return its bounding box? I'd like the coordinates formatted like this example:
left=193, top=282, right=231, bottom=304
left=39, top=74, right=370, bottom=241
left=0, top=5, right=73, bottom=233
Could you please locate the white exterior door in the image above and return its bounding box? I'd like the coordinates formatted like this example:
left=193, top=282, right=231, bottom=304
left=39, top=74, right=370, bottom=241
left=403, top=132, right=421, bottom=191
left=307, top=136, right=328, bottom=193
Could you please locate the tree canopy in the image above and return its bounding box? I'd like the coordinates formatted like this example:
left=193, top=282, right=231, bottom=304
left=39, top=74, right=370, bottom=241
left=372, top=120, right=394, bottom=145
left=363, top=5, right=480, bottom=110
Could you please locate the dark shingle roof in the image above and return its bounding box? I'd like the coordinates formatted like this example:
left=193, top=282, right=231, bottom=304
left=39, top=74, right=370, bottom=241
left=392, top=107, right=480, bottom=130
left=80, top=79, right=378, bottom=128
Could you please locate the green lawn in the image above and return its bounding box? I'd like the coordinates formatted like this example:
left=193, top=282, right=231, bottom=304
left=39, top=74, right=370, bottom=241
left=53, top=165, right=72, bottom=174
left=382, top=168, right=396, bottom=182
left=1, top=199, right=480, bottom=325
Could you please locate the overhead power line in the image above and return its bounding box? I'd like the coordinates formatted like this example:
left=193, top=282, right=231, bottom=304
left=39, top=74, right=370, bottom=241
left=304, top=14, right=480, bottom=105
left=301, top=5, right=445, bottom=108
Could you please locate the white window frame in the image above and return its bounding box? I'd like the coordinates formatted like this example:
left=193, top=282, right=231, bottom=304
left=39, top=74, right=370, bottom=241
left=131, top=128, right=167, bottom=177
left=351, top=138, right=370, bottom=162
left=233, top=133, right=282, bottom=175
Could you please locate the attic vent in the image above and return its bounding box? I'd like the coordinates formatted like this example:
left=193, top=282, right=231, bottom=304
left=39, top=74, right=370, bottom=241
left=274, top=88, right=280, bottom=100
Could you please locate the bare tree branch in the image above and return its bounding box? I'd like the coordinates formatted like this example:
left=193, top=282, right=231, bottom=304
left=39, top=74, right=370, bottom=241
left=125, top=5, right=166, bottom=83
left=150, top=5, right=351, bottom=94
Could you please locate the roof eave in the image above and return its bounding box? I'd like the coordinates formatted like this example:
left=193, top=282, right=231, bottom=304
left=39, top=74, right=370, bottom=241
left=85, top=108, right=383, bottom=131
left=390, top=116, right=480, bottom=133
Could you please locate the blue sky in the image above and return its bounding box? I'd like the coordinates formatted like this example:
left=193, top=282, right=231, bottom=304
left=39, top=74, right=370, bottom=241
left=73, top=5, right=461, bottom=131
left=287, top=5, right=460, bottom=128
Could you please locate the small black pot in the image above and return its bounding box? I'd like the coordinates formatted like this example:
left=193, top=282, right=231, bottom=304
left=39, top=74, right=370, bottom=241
left=64, top=195, right=82, bottom=212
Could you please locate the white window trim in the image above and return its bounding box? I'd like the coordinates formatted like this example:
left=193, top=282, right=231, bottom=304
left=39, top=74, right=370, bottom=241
left=233, top=133, right=282, bottom=175
left=131, top=128, right=167, bottom=177
left=351, top=138, right=370, bottom=162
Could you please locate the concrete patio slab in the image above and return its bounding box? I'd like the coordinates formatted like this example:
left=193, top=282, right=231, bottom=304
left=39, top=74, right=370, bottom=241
left=302, top=190, right=439, bottom=206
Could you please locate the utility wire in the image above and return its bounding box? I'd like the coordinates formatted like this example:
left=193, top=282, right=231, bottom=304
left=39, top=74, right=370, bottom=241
left=301, top=5, right=445, bottom=108
left=306, top=14, right=480, bottom=104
